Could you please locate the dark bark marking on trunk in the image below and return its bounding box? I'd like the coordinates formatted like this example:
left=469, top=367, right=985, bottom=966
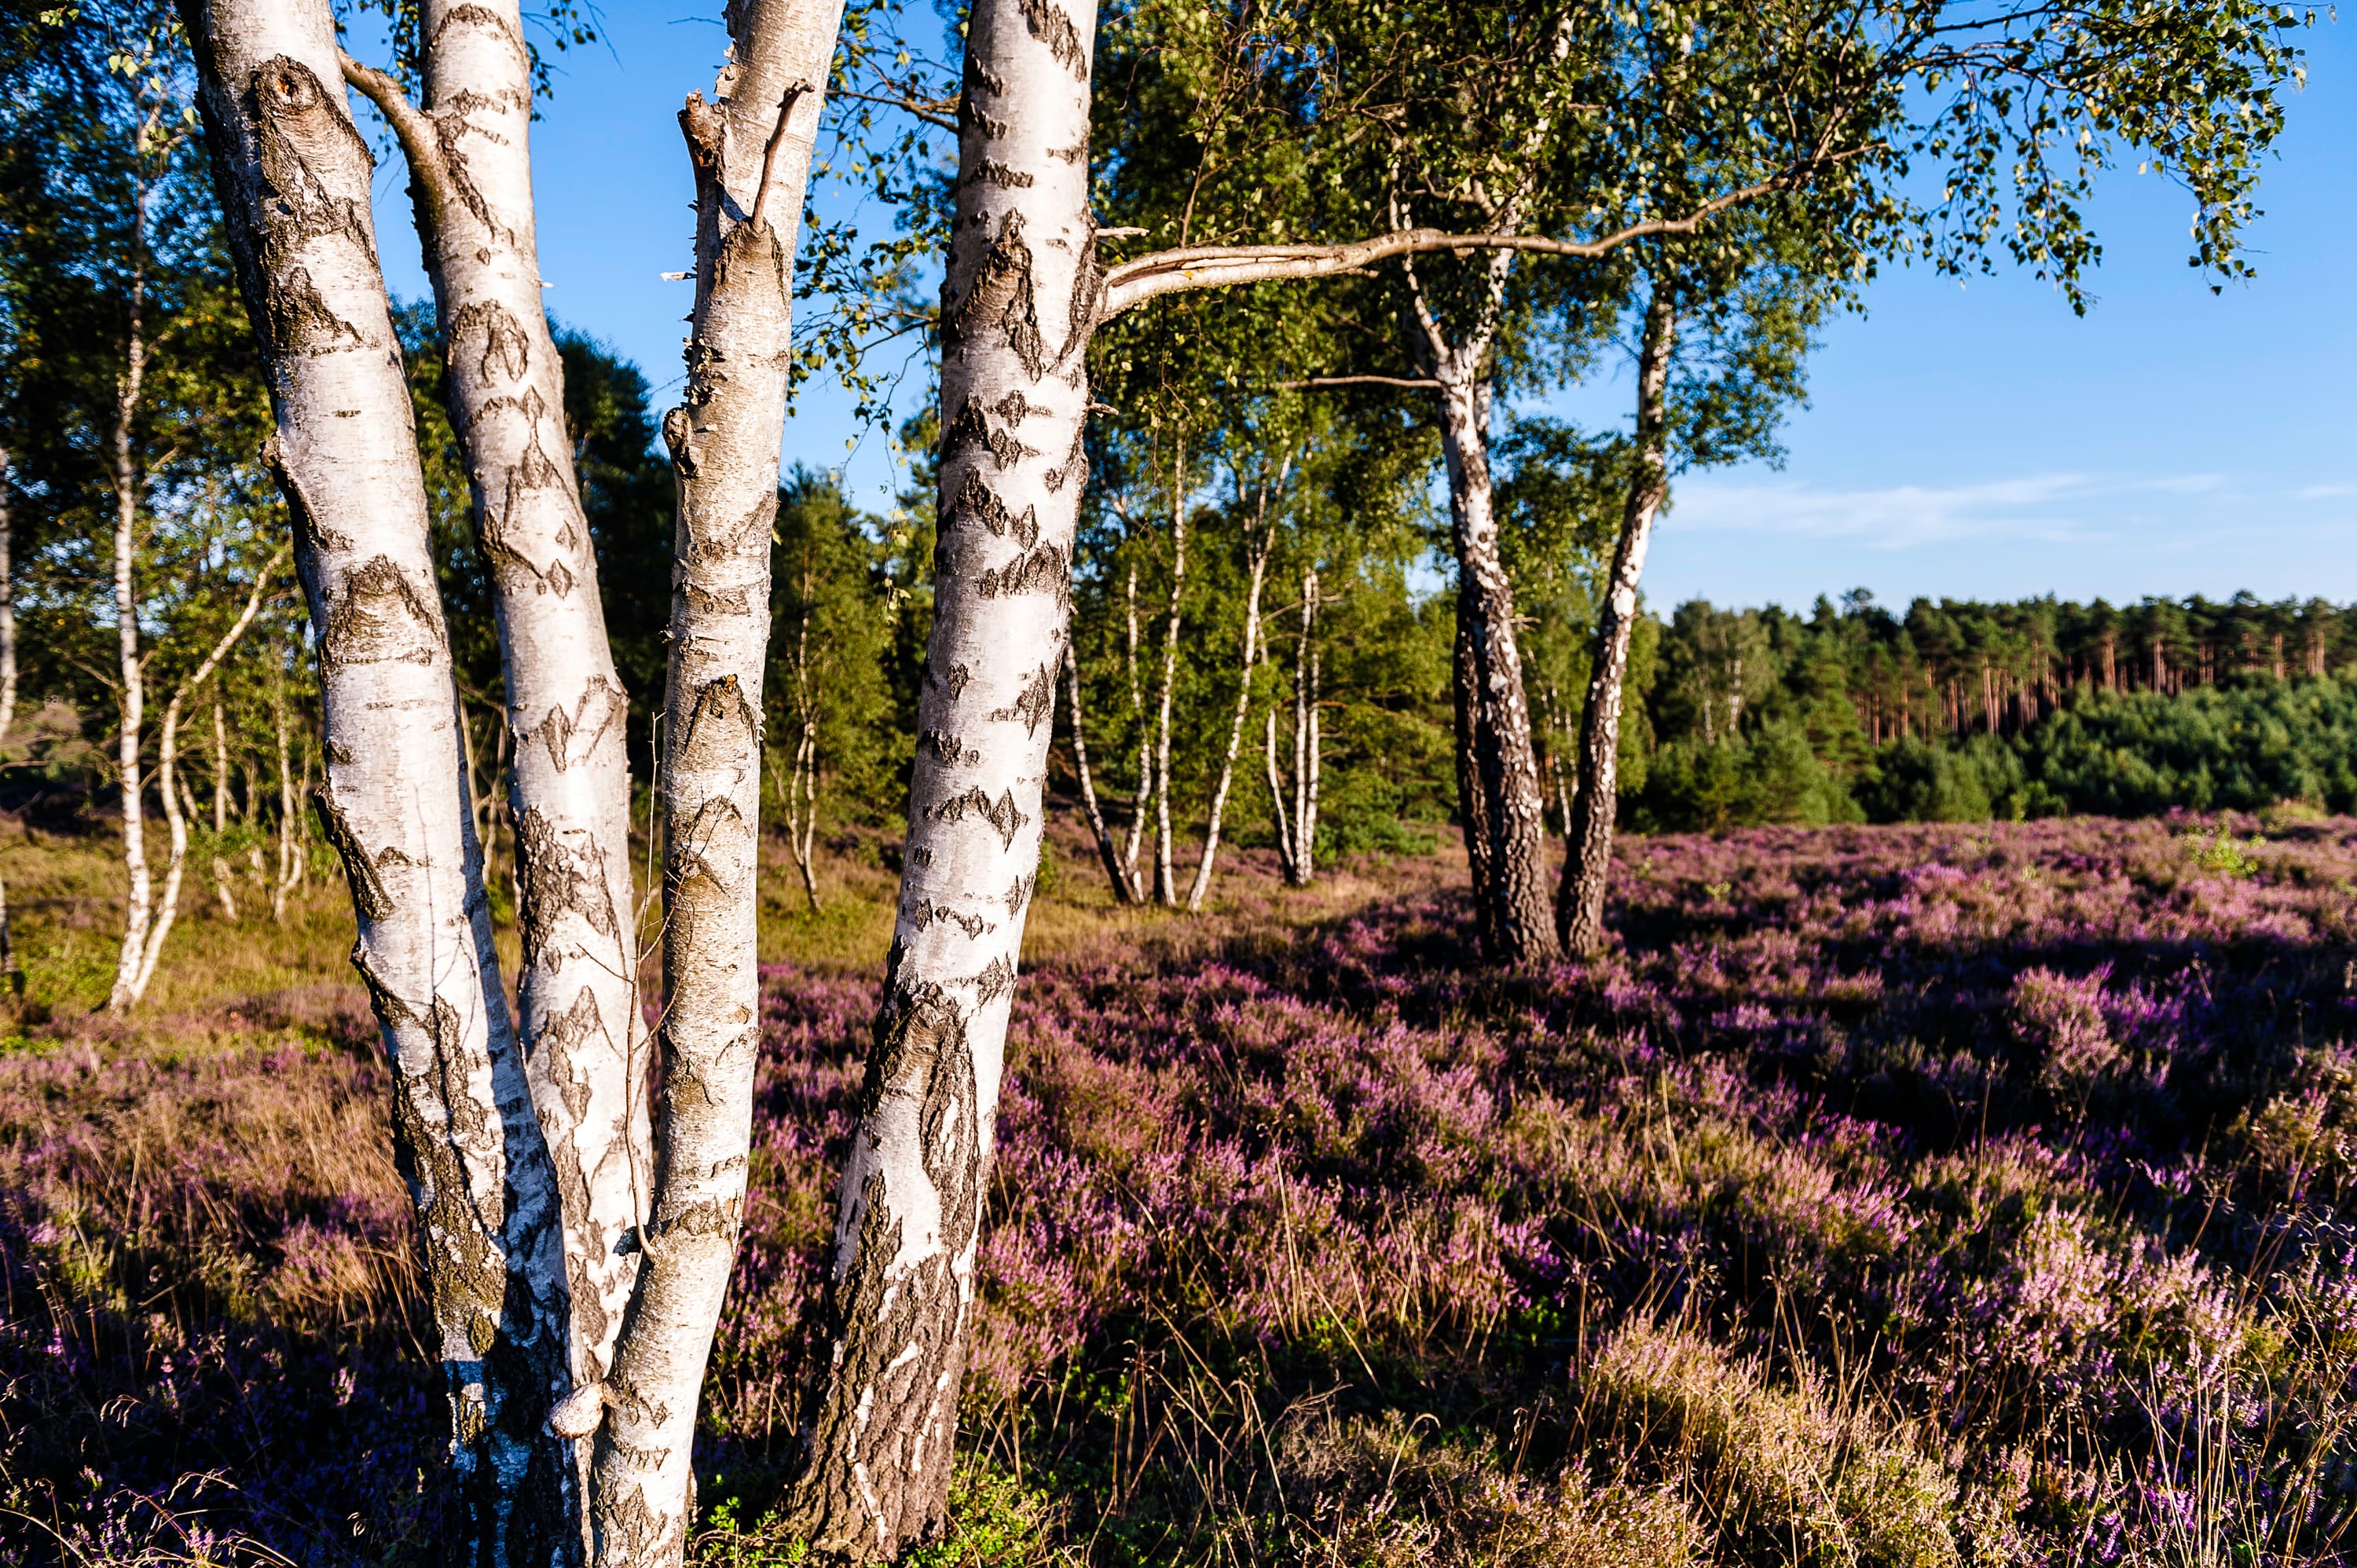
left=944, top=398, right=1042, bottom=470
left=247, top=57, right=377, bottom=273
left=1016, top=0, right=1089, bottom=75
left=321, top=556, right=442, bottom=669
left=907, top=899, right=990, bottom=939
left=1003, top=874, right=1032, bottom=916
left=940, top=661, right=971, bottom=700
left=515, top=806, right=621, bottom=976
left=530, top=676, right=625, bottom=772
left=944, top=214, right=1045, bottom=379
left=974, top=542, right=1068, bottom=603
left=677, top=674, right=761, bottom=774
left=987, top=661, right=1055, bottom=734
left=315, top=784, right=394, bottom=918
left=926, top=786, right=1026, bottom=848
left=1043, top=427, right=1086, bottom=493
left=972, top=159, right=1035, bottom=189
left=451, top=298, right=531, bottom=383
left=921, top=729, right=976, bottom=765
left=945, top=468, right=1039, bottom=544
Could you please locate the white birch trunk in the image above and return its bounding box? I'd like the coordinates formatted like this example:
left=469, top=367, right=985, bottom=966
left=1119, top=558, right=1149, bottom=894
left=0, top=448, right=16, bottom=749
left=582, top=0, right=843, bottom=1557
left=1560, top=284, right=1676, bottom=956
left=1184, top=462, right=1284, bottom=913
left=1265, top=702, right=1293, bottom=878
left=1151, top=454, right=1186, bottom=906
left=1286, top=569, right=1318, bottom=887
left=126, top=555, right=278, bottom=1006
left=1065, top=643, right=1132, bottom=899
left=786, top=0, right=1100, bottom=1549
left=106, top=255, right=152, bottom=1015
left=270, top=681, right=294, bottom=922
left=342, top=2, right=647, bottom=1395
left=180, top=3, right=574, bottom=1554
left=778, top=599, right=822, bottom=911
left=211, top=694, right=230, bottom=833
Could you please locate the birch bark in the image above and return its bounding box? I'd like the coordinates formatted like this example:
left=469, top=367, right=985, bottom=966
left=1558, top=284, right=1675, bottom=955
left=1065, top=643, right=1131, bottom=897
left=1151, top=450, right=1186, bottom=906
left=106, top=249, right=153, bottom=1014
left=582, top=0, right=843, bottom=1557
left=126, top=553, right=278, bottom=1006
left=1395, top=239, right=1559, bottom=963
left=178, top=2, right=574, bottom=1555
left=1184, top=460, right=1283, bottom=911
left=786, top=0, right=1101, bottom=1548
left=341, top=0, right=647, bottom=1400
left=0, top=449, right=16, bottom=748
left=1118, top=558, right=1149, bottom=896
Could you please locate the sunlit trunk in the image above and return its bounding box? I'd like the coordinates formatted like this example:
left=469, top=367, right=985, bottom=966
left=1152, top=444, right=1186, bottom=906
left=106, top=250, right=152, bottom=1014
left=1560, top=284, right=1676, bottom=957
left=786, top=0, right=1100, bottom=1548
left=582, top=2, right=843, bottom=1558
left=181, top=0, right=572, bottom=1552
left=1186, top=460, right=1284, bottom=912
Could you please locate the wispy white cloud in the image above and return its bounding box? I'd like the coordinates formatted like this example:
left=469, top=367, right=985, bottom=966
left=1662, top=471, right=2238, bottom=551
left=2297, top=483, right=2357, bottom=501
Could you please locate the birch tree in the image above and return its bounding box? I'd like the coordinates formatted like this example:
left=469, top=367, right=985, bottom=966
left=178, top=0, right=577, bottom=1554
left=340, top=0, right=651, bottom=1412
left=785, top=0, right=1102, bottom=1544
left=578, top=0, right=846, bottom=1556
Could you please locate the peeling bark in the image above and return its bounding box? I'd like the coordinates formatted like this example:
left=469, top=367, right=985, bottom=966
left=342, top=0, right=648, bottom=1405
left=1559, top=283, right=1676, bottom=957
left=586, top=0, right=844, bottom=1560
left=178, top=2, right=574, bottom=1556
left=786, top=0, right=1099, bottom=1551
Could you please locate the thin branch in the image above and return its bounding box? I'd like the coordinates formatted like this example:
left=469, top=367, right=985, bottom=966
left=749, top=82, right=816, bottom=233
left=337, top=50, right=454, bottom=209
left=1272, top=375, right=1441, bottom=391
left=831, top=88, right=957, bottom=134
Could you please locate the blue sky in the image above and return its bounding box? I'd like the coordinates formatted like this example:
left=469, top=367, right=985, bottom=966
left=361, top=9, right=2354, bottom=615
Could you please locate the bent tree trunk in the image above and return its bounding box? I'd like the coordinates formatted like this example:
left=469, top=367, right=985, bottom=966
left=786, top=0, right=1101, bottom=1550
left=343, top=0, right=649, bottom=1399
left=126, top=553, right=278, bottom=1006
left=584, top=0, right=844, bottom=1558
left=181, top=0, right=574, bottom=1555
left=1435, top=368, right=1556, bottom=963
left=1559, top=283, right=1676, bottom=955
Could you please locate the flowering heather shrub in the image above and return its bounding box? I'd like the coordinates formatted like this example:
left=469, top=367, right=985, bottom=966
left=11, top=812, right=2357, bottom=1563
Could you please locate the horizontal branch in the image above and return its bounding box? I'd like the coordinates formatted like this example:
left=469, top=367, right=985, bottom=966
left=1272, top=374, right=1440, bottom=391
left=1098, top=148, right=1875, bottom=320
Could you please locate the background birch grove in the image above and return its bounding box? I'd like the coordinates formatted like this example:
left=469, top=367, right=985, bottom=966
left=3, top=0, right=2355, bottom=1562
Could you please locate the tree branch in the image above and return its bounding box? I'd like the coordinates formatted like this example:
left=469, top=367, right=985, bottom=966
left=337, top=50, right=456, bottom=214
left=1272, top=374, right=1441, bottom=391
left=1099, top=153, right=1872, bottom=321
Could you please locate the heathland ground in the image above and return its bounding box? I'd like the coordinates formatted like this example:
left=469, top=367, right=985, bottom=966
left=6, top=805, right=2357, bottom=1565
